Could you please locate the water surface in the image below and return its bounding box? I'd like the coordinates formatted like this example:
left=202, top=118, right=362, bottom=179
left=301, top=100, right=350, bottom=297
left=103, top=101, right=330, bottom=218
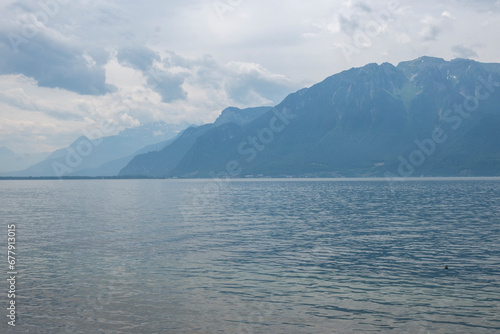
left=1, top=178, right=499, bottom=333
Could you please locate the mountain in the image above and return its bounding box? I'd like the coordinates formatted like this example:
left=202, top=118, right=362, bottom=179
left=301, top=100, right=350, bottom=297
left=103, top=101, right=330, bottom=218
left=0, top=147, right=50, bottom=173
left=3, top=122, right=187, bottom=177
left=123, top=57, right=500, bottom=178
left=69, top=137, right=178, bottom=177
left=119, top=106, right=273, bottom=177
left=0, top=147, right=18, bottom=172
left=214, top=106, right=271, bottom=126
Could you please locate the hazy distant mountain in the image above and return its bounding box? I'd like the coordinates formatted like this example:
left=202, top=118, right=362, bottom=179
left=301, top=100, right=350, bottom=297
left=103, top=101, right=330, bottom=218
left=3, top=122, right=187, bottom=177
left=120, top=106, right=273, bottom=177
left=68, top=138, right=176, bottom=177
left=0, top=147, right=18, bottom=172
left=123, top=57, right=500, bottom=178
left=0, top=147, right=50, bottom=173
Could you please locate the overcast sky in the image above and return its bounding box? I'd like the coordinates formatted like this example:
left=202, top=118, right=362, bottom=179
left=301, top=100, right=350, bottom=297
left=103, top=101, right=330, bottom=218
left=1, top=0, right=500, bottom=153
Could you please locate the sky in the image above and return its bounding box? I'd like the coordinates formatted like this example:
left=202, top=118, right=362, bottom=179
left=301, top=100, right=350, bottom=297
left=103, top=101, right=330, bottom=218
left=1, top=0, right=500, bottom=153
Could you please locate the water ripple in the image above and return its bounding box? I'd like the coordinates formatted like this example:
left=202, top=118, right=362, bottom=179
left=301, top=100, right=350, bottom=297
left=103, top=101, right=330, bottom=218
left=0, top=179, right=499, bottom=333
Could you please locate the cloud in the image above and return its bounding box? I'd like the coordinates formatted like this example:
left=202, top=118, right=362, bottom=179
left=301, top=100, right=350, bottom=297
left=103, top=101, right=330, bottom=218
left=419, top=15, right=442, bottom=41
left=0, top=4, right=116, bottom=96
left=147, top=69, right=189, bottom=103
left=441, top=11, right=455, bottom=19
left=116, top=49, right=296, bottom=106
left=0, top=36, right=115, bottom=95
left=336, top=1, right=374, bottom=36
left=116, top=48, right=189, bottom=103
left=420, top=24, right=441, bottom=41
left=338, top=15, right=360, bottom=35
left=117, top=47, right=161, bottom=72
left=0, top=75, right=94, bottom=121
left=419, top=12, right=455, bottom=41
left=451, top=45, right=479, bottom=58
left=456, top=0, right=500, bottom=12
left=0, top=48, right=298, bottom=152
left=330, top=0, right=402, bottom=52
left=185, top=54, right=296, bottom=107
left=355, top=2, right=372, bottom=13
left=223, top=61, right=294, bottom=106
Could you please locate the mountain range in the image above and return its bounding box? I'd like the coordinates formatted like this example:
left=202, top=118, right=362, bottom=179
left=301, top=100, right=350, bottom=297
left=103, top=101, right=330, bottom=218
left=0, top=147, right=49, bottom=173
left=2, top=56, right=500, bottom=178
left=120, top=56, right=500, bottom=178
left=1, top=122, right=187, bottom=177
left=119, top=106, right=271, bottom=177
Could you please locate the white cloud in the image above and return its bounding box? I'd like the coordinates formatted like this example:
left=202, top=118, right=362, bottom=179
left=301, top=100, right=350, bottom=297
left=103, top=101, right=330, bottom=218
left=441, top=11, right=456, bottom=19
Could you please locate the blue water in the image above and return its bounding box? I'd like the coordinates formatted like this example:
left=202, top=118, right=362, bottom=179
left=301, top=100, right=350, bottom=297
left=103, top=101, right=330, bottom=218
left=1, top=178, right=500, bottom=333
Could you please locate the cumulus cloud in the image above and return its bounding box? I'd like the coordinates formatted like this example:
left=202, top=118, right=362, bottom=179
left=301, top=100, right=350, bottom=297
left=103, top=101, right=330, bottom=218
left=116, top=49, right=202, bottom=103
left=117, top=50, right=296, bottom=107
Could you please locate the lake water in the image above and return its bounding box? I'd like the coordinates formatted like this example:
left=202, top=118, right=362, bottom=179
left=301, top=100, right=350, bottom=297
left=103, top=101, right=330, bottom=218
left=1, top=178, right=500, bottom=333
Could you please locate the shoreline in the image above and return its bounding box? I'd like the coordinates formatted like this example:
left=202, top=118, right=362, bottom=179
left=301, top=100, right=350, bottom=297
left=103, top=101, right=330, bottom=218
left=1, top=176, right=500, bottom=181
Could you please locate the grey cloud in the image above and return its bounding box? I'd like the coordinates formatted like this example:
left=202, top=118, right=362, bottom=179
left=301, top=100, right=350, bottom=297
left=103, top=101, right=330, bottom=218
left=338, top=1, right=373, bottom=35
left=112, top=47, right=187, bottom=102
left=456, top=0, right=500, bottom=11
left=452, top=45, right=478, bottom=58
left=163, top=51, right=206, bottom=69
left=355, top=2, right=372, bottom=13
left=339, top=15, right=360, bottom=35
left=116, top=48, right=190, bottom=103
left=337, top=2, right=373, bottom=36
left=420, top=24, right=441, bottom=41
left=147, top=69, right=188, bottom=103
left=117, top=47, right=161, bottom=71
left=0, top=30, right=115, bottom=95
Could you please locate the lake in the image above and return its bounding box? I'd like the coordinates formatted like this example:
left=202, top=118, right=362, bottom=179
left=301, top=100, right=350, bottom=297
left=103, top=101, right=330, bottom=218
left=1, top=178, right=499, bottom=333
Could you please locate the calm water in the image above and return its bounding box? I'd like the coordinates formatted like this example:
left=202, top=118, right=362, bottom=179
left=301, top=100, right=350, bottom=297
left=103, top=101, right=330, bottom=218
left=1, top=179, right=500, bottom=333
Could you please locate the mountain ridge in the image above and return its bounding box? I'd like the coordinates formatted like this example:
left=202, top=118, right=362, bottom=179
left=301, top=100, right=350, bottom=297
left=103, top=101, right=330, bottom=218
left=121, top=56, right=500, bottom=178
left=0, top=146, right=50, bottom=173
left=119, top=106, right=273, bottom=177
left=1, top=121, right=187, bottom=177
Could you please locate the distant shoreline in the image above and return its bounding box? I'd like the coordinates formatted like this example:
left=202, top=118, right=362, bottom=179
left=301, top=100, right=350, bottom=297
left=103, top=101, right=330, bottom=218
left=1, top=176, right=500, bottom=181
left=0, top=176, right=160, bottom=180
